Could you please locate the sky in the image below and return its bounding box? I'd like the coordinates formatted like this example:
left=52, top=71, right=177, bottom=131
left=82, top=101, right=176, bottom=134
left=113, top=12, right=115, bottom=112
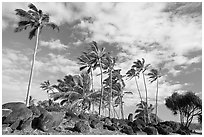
left=2, top=2, right=202, bottom=121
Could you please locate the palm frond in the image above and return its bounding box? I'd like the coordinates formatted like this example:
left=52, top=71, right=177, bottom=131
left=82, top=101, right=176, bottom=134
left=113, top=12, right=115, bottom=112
left=28, top=27, right=38, bottom=39
left=28, top=3, right=38, bottom=12
left=45, top=22, right=60, bottom=32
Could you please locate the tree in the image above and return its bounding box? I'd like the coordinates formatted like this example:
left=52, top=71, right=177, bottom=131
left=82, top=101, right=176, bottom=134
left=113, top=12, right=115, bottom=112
left=15, top=3, right=59, bottom=107
left=165, top=91, right=202, bottom=129
left=102, top=54, right=116, bottom=117
left=87, top=41, right=107, bottom=115
left=132, top=58, right=150, bottom=124
left=147, top=68, right=161, bottom=124
left=134, top=101, right=154, bottom=122
left=126, top=67, right=143, bottom=102
left=51, top=73, right=101, bottom=114
left=40, top=80, right=55, bottom=102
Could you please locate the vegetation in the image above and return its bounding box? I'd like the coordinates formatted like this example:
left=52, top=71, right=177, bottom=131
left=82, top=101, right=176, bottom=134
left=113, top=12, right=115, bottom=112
left=15, top=3, right=59, bottom=107
left=7, top=2, right=202, bottom=135
left=165, top=91, right=202, bottom=129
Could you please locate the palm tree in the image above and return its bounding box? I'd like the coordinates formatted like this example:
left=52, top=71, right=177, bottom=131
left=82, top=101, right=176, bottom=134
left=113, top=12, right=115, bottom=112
left=88, top=41, right=107, bottom=115
left=132, top=58, right=150, bottom=124
left=134, top=101, right=154, bottom=122
left=40, top=80, right=55, bottom=102
left=126, top=67, right=143, bottom=102
left=102, top=54, right=116, bottom=117
left=147, top=68, right=161, bottom=124
left=78, top=52, right=97, bottom=112
left=15, top=3, right=59, bottom=107
left=51, top=73, right=100, bottom=114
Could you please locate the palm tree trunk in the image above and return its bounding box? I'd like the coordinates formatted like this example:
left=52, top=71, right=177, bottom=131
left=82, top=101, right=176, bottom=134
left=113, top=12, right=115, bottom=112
left=120, top=96, right=124, bottom=119
left=99, top=60, right=103, bottom=115
left=134, top=76, right=143, bottom=102
left=90, top=68, right=95, bottom=112
left=155, top=78, right=159, bottom=124
left=25, top=27, right=40, bottom=107
left=142, top=72, right=149, bottom=124
left=109, top=69, right=112, bottom=118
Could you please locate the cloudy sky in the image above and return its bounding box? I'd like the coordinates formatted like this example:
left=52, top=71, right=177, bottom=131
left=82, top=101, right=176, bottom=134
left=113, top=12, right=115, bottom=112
left=2, top=2, right=202, bottom=121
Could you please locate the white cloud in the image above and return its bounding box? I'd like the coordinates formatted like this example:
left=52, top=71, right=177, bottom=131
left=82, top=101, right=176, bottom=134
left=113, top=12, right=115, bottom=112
left=40, top=39, right=68, bottom=50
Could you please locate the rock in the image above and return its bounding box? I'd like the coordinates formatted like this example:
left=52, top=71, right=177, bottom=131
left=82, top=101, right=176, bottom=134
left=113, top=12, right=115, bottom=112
left=102, top=117, right=112, bottom=126
left=159, top=121, right=180, bottom=132
left=2, top=102, right=26, bottom=111
left=111, top=118, right=119, bottom=126
left=128, top=113, right=133, bottom=122
left=2, top=109, right=12, bottom=117
left=65, top=110, right=78, bottom=121
left=120, top=124, right=134, bottom=135
left=28, top=105, right=41, bottom=117
left=3, top=107, right=33, bottom=131
left=35, top=111, right=65, bottom=132
left=132, top=118, right=146, bottom=130
left=2, top=126, right=12, bottom=134
left=50, top=111, right=65, bottom=129
left=103, top=124, right=118, bottom=131
left=155, top=124, right=173, bottom=135
left=143, top=126, right=158, bottom=135
left=18, top=117, right=33, bottom=132
left=78, top=113, right=89, bottom=120
left=74, top=120, right=90, bottom=133
left=90, top=119, right=103, bottom=129
left=89, top=114, right=100, bottom=121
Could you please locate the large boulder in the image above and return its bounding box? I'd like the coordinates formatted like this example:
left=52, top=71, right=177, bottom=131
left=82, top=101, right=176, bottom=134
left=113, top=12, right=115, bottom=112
left=74, top=120, right=90, bottom=133
left=120, top=124, right=134, bottom=135
left=35, top=110, right=65, bottom=132
left=159, top=121, right=180, bottom=132
left=2, top=102, right=33, bottom=131
left=2, top=109, right=12, bottom=118
left=103, top=117, right=112, bottom=126
left=143, top=126, right=158, bottom=135
left=155, top=124, right=173, bottom=135
left=103, top=124, right=118, bottom=131
left=90, top=119, right=103, bottom=129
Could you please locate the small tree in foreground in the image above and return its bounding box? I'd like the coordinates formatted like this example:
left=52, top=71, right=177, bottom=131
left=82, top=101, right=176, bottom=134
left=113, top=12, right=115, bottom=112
left=165, top=91, right=202, bottom=129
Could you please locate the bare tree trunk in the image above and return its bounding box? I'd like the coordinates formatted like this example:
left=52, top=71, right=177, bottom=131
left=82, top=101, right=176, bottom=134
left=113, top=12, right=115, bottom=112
left=120, top=96, right=124, bottom=119
left=109, top=69, right=112, bottom=117
left=99, top=60, right=103, bottom=115
left=142, top=72, right=149, bottom=124
left=25, top=27, right=40, bottom=107
left=90, top=68, right=95, bottom=112
left=155, top=78, right=159, bottom=124
left=135, top=76, right=143, bottom=102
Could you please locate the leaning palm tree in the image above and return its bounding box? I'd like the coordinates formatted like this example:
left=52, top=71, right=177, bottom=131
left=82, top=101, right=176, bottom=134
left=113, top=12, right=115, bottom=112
left=88, top=41, right=107, bottom=115
left=102, top=54, right=116, bottom=117
left=15, top=3, right=59, bottom=106
left=132, top=58, right=150, bottom=124
left=147, top=68, right=161, bottom=124
left=126, top=67, right=143, bottom=102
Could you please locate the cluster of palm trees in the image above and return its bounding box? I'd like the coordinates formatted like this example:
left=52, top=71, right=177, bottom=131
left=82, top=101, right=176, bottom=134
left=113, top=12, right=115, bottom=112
left=15, top=3, right=162, bottom=122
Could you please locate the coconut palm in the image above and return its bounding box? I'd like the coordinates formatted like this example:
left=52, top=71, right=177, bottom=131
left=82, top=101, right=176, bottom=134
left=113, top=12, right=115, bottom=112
left=87, top=41, right=107, bottom=115
left=40, top=80, right=55, bottom=101
left=126, top=67, right=143, bottom=102
left=15, top=3, right=59, bottom=106
left=134, top=101, right=154, bottom=122
left=132, top=58, right=150, bottom=124
left=147, top=68, right=161, bottom=124
left=102, top=54, right=116, bottom=117
left=51, top=73, right=100, bottom=114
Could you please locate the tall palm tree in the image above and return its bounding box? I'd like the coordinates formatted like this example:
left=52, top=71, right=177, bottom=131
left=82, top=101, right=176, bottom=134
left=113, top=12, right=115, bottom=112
left=126, top=67, right=143, bottom=102
left=147, top=68, right=161, bottom=124
left=132, top=58, right=150, bottom=124
left=78, top=52, right=97, bottom=112
left=88, top=41, right=107, bottom=115
left=102, top=54, right=116, bottom=117
left=15, top=3, right=59, bottom=107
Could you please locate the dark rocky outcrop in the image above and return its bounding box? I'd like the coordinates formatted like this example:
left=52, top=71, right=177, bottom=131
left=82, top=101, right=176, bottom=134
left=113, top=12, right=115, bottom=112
left=120, top=124, right=134, bottom=135
left=143, top=126, right=158, bottom=135
left=73, top=120, right=90, bottom=133
left=90, top=119, right=103, bottom=129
